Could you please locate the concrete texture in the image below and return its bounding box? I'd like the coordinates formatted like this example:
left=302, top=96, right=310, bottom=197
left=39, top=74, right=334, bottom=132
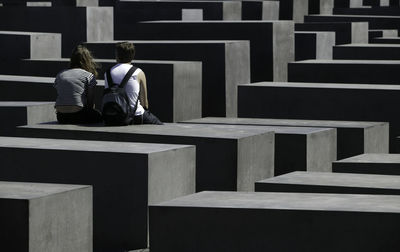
left=333, top=153, right=400, bottom=175
left=334, top=6, right=400, bottom=15
left=181, top=117, right=388, bottom=159
left=239, top=1, right=279, bottom=20
left=237, top=82, right=398, bottom=152
left=16, top=123, right=275, bottom=192
left=114, top=21, right=294, bottom=83
left=150, top=191, right=400, bottom=251
left=0, top=136, right=195, bottom=251
left=17, top=58, right=202, bottom=122
left=179, top=120, right=336, bottom=174
left=0, top=6, right=113, bottom=57
left=0, top=102, right=56, bottom=136
left=288, top=59, right=400, bottom=84
left=333, top=43, right=400, bottom=60
left=222, top=1, right=241, bottom=20
left=256, top=171, right=400, bottom=194
left=305, top=14, right=400, bottom=31
left=295, top=31, right=335, bottom=60
left=84, top=40, right=250, bottom=117
left=371, top=36, right=400, bottom=43
left=181, top=9, right=203, bottom=20
left=369, top=29, right=398, bottom=42
left=295, top=21, right=368, bottom=44
left=0, top=181, right=92, bottom=252
left=0, top=31, right=61, bottom=74
left=1, top=0, right=99, bottom=6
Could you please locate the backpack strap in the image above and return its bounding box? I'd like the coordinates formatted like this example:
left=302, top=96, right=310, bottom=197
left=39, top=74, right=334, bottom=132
left=106, top=66, right=137, bottom=88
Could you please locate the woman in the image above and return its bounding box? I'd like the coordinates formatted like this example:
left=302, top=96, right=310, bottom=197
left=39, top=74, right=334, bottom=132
left=54, top=45, right=102, bottom=124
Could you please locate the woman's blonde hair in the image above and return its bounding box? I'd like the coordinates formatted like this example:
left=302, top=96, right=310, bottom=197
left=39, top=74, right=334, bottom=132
left=70, top=45, right=99, bottom=77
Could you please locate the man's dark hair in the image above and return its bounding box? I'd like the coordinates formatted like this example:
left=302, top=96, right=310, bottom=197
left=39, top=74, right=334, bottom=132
left=116, top=42, right=135, bottom=63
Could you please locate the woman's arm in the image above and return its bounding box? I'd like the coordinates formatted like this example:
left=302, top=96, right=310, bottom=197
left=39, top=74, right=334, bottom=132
left=138, top=70, right=149, bottom=110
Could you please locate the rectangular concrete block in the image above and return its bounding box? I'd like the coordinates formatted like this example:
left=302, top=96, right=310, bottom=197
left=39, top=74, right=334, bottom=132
left=288, top=59, right=400, bottom=84
left=241, top=1, right=280, bottom=20
left=309, top=0, right=335, bottom=14
left=296, top=21, right=368, bottom=44
left=84, top=40, right=250, bottom=117
left=256, top=171, right=400, bottom=194
left=17, top=58, right=202, bottom=122
left=237, top=82, right=398, bottom=151
left=371, top=36, right=400, bottom=43
left=149, top=191, right=400, bottom=251
left=0, top=6, right=113, bottom=57
left=333, top=153, right=400, bottom=175
left=181, top=117, right=388, bottom=159
left=1, top=0, right=99, bottom=6
left=181, top=9, right=203, bottom=21
left=0, top=31, right=61, bottom=74
left=180, top=120, right=337, bottom=175
left=0, top=102, right=56, bottom=136
left=333, top=43, right=400, bottom=60
left=295, top=31, right=335, bottom=60
left=16, top=123, right=275, bottom=192
left=0, top=136, right=195, bottom=251
left=0, top=181, right=92, bottom=252
left=369, top=29, right=398, bottom=42
left=114, top=21, right=294, bottom=83
left=334, top=6, right=400, bottom=15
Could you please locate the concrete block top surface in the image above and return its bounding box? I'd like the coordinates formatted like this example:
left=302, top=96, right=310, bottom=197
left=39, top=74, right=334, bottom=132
left=19, top=123, right=273, bottom=139
left=0, top=101, right=55, bottom=107
left=182, top=117, right=387, bottom=129
left=308, top=14, right=400, bottom=18
left=26, top=58, right=200, bottom=66
left=143, top=20, right=293, bottom=24
left=180, top=122, right=334, bottom=135
left=0, top=181, right=90, bottom=200
left=241, top=82, right=400, bottom=90
left=0, top=75, right=55, bottom=84
left=0, top=136, right=192, bottom=154
left=88, top=40, right=248, bottom=44
left=257, top=171, right=400, bottom=190
left=336, top=153, right=400, bottom=163
left=152, top=191, right=400, bottom=213
left=0, top=31, right=60, bottom=36
left=335, top=43, right=400, bottom=48
left=293, top=59, right=400, bottom=64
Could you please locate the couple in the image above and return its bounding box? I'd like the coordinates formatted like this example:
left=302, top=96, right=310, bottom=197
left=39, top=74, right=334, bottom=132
left=54, top=42, right=162, bottom=125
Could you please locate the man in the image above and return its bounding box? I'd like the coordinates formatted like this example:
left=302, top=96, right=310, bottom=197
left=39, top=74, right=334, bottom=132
left=104, top=41, right=163, bottom=125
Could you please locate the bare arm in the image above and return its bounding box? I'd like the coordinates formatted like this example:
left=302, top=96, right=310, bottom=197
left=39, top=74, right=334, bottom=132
left=138, top=70, right=149, bottom=110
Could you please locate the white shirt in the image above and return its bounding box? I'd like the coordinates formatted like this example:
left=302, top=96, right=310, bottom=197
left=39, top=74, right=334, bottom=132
left=104, top=63, right=145, bottom=116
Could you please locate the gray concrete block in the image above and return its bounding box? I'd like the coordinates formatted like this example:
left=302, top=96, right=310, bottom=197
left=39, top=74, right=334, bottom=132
left=0, top=181, right=92, bottom=252
left=333, top=43, right=400, bottom=60
left=0, top=31, right=61, bottom=74
left=288, top=59, right=400, bottom=84
left=84, top=40, right=250, bottom=117
left=296, top=21, right=368, bottom=44
left=149, top=191, right=400, bottom=251
left=334, top=6, right=400, bottom=15
left=239, top=1, right=279, bottom=20
left=179, top=120, right=336, bottom=175
left=1, top=0, right=98, bottom=6
left=371, top=36, right=400, bottom=43
left=0, top=136, right=195, bottom=251
left=256, top=171, right=400, bottom=194
left=333, top=153, right=400, bottom=175
left=115, top=21, right=294, bottom=83
left=237, top=82, right=398, bottom=151
left=369, top=29, right=398, bottom=41
left=181, top=9, right=203, bottom=20
left=181, top=117, right=388, bottom=160
left=16, top=123, right=275, bottom=192
left=0, top=102, right=56, bottom=136
left=295, top=31, right=335, bottom=60
left=305, top=14, right=400, bottom=31
left=17, top=58, right=203, bottom=122
left=0, top=6, right=113, bottom=57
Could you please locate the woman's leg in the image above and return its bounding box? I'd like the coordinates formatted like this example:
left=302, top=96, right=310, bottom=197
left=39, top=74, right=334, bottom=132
left=142, top=110, right=163, bottom=125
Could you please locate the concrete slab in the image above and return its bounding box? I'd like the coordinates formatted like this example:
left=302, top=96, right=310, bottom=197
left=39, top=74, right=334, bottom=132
left=241, top=1, right=280, bottom=20
left=371, top=36, right=400, bottom=43
left=0, top=181, right=92, bottom=252
left=305, top=14, right=400, bottom=31
left=333, top=153, right=400, bottom=175
left=180, top=117, right=388, bottom=159
left=114, top=21, right=294, bottom=83
left=333, top=43, right=400, bottom=60
left=1, top=0, right=99, bottom=6
left=16, top=122, right=275, bottom=192
left=17, top=58, right=203, bottom=122
left=0, top=136, right=195, bottom=251
left=0, top=6, right=112, bottom=57
left=295, top=31, right=335, bottom=60
left=237, top=82, right=398, bottom=152
left=334, top=6, right=400, bottom=15
left=0, top=31, right=61, bottom=74
left=179, top=120, right=336, bottom=175
left=84, top=40, right=250, bottom=117
left=256, top=171, right=400, bottom=194
left=295, top=22, right=368, bottom=44
left=0, top=102, right=55, bottom=136
left=369, top=29, right=398, bottom=41
left=149, top=191, right=400, bottom=251
left=309, top=0, right=335, bottom=14
left=288, top=59, right=400, bottom=84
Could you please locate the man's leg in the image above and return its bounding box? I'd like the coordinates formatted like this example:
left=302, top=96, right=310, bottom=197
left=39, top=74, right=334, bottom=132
left=142, top=110, right=163, bottom=125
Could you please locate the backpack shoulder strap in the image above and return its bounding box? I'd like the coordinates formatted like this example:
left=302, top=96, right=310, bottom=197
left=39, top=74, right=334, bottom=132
left=106, top=68, right=114, bottom=87
left=119, top=66, right=138, bottom=89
